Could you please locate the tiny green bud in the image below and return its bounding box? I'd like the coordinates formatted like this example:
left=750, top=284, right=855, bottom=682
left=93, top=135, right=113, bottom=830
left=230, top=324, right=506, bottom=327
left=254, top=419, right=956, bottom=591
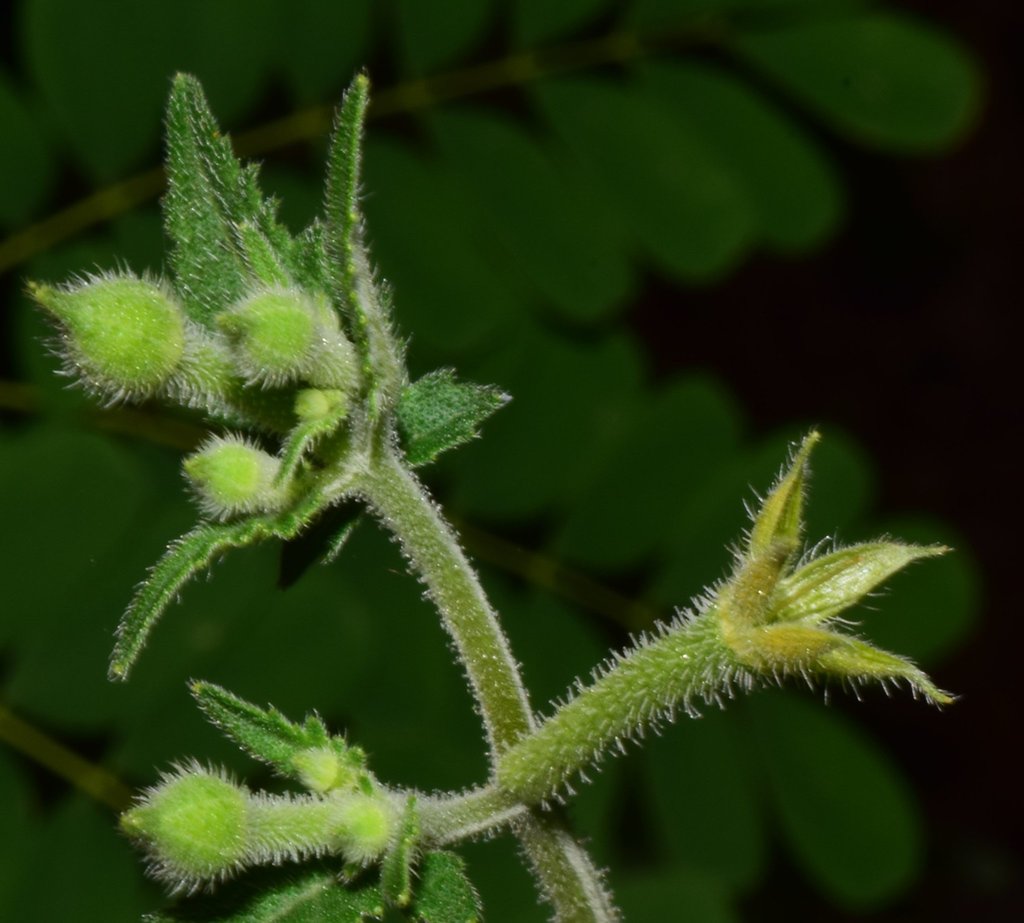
left=294, top=387, right=347, bottom=424
left=30, top=274, right=185, bottom=398
left=183, top=435, right=285, bottom=520
left=292, top=746, right=360, bottom=793
left=121, top=766, right=248, bottom=889
left=332, top=793, right=395, bottom=865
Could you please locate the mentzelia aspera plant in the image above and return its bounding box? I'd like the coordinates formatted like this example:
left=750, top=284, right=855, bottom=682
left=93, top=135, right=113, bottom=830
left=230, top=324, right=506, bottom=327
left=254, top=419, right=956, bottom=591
left=29, top=73, right=952, bottom=922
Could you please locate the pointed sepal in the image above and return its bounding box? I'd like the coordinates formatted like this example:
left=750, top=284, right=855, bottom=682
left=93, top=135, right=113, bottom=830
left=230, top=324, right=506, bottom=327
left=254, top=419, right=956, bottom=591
left=712, top=434, right=953, bottom=705
left=720, top=432, right=821, bottom=628
left=774, top=541, right=949, bottom=625
left=748, top=430, right=819, bottom=558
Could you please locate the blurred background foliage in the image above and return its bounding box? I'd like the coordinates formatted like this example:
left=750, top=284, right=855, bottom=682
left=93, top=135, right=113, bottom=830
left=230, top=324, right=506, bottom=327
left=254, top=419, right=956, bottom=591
left=0, top=0, right=1009, bottom=920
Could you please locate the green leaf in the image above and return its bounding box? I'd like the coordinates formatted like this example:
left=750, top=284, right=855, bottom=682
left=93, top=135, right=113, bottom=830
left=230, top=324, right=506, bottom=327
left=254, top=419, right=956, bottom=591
left=393, top=0, right=495, bottom=75
left=613, top=868, right=739, bottom=923
left=23, top=0, right=169, bottom=177
left=411, top=851, right=481, bottom=923
left=639, top=59, right=843, bottom=253
left=324, top=73, right=369, bottom=318
left=4, top=795, right=147, bottom=922
left=628, top=0, right=865, bottom=26
left=429, top=107, right=632, bottom=322
left=0, top=69, right=55, bottom=228
left=799, top=427, right=875, bottom=541
left=363, top=138, right=519, bottom=355
left=109, top=513, right=295, bottom=681
left=22, top=0, right=278, bottom=179
left=145, top=863, right=384, bottom=921
left=733, top=12, right=982, bottom=152
left=396, top=369, right=509, bottom=467
left=163, top=74, right=255, bottom=326
left=277, top=0, right=371, bottom=103
left=0, top=428, right=145, bottom=652
left=750, top=692, right=923, bottom=908
left=645, top=708, right=764, bottom=888
left=190, top=681, right=365, bottom=787
left=447, top=325, right=646, bottom=521
left=554, top=374, right=743, bottom=570
left=534, top=76, right=755, bottom=282
left=652, top=434, right=791, bottom=609
left=381, top=797, right=420, bottom=908
left=0, top=753, right=33, bottom=915
left=512, top=0, right=607, bottom=46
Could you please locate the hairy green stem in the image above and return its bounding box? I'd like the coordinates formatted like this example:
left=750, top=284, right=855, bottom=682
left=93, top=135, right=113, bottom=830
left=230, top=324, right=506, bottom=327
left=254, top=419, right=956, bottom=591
left=358, top=444, right=616, bottom=921
left=417, top=786, right=526, bottom=845
left=499, top=612, right=730, bottom=805
left=358, top=446, right=533, bottom=752
left=517, top=814, right=619, bottom=923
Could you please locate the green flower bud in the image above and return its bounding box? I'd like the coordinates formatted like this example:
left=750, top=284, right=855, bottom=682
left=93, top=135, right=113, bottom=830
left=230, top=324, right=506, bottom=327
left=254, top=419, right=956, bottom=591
left=218, top=289, right=318, bottom=386
left=291, top=745, right=365, bottom=794
left=120, top=765, right=248, bottom=890
left=30, top=274, right=185, bottom=399
left=183, top=435, right=285, bottom=520
left=294, top=388, right=347, bottom=424
left=218, top=288, right=360, bottom=392
left=331, top=792, right=395, bottom=865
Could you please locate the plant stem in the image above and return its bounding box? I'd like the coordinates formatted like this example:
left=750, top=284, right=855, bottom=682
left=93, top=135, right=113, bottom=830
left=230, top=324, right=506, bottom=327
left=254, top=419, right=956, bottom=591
left=517, top=814, right=619, bottom=923
left=358, top=445, right=616, bottom=921
left=498, top=613, right=728, bottom=805
left=358, top=446, right=533, bottom=752
left=417, top=785, right=526, bottom=845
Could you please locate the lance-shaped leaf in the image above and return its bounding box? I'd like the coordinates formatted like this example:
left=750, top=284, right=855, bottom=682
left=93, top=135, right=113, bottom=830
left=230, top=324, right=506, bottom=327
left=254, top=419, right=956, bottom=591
left=411, top=851, right=481, bottom=923
left=773, top=541, right=949, bottom=625
left=164, top=74, right=251, bottom=326
left=324, top=73, right=404, bottom=417
left=164, top=75, right=293, bottom=327
left=110, top=497, right=325, bottom=680
left=190, top=682, right=369, bottom=793
left=396, top=369, right=510, bottom=467
left=144, top=863, right=384, bottom=922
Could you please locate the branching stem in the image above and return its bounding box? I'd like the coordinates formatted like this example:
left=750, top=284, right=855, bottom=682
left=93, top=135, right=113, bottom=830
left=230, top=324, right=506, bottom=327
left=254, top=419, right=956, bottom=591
left=358, top=443, right=617, bottom=921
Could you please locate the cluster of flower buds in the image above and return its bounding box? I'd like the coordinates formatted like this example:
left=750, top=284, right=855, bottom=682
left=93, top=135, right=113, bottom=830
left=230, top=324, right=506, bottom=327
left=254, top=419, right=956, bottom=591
left=30, top=272, right=361, bottom=522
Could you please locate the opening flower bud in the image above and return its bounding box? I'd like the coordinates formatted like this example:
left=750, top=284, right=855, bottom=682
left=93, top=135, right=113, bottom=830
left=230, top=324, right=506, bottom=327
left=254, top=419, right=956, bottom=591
left=183, top=435, right=285, bottom=520
left=120, top=767, right=248, bottom=888
left=30, top=274, right=185, bottom=398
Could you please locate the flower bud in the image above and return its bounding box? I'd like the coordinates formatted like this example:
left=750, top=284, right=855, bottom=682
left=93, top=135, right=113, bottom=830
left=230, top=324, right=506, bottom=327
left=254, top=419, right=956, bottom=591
left=120, top=766, right=248, bottom=889
left=218, top=289, right=318, bottom=386
left=331, top=792, right=395, bottom=865
left=183, top=435, right=284, bottom=520
left=291, top=746, right=364, bottom=794
left=294, top=387, right=347, bottom=424
left=30, top=274, right=185, bottom=399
